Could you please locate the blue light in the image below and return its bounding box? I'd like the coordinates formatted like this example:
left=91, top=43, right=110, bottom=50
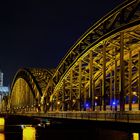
left=84, top=102, right=90, bottom=109
left=86, top=103, right=89, bottom=107
left=132, top=95, right=138, bottom=103
left=132, top=101, right=135, bottom=104
left=95, top=102, right=97, bottom=106
left=112, top=102, right=116, bottom=105
left=111, top=99, right=118, bottom=106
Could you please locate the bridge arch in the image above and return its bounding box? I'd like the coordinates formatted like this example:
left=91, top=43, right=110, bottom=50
left=9, top=68, right=53, bottom=111
left=43, top=0, right=140, bottom=112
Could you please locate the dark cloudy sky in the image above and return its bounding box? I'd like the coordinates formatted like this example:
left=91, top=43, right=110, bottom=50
left=0, top=0, right=125, bottom=86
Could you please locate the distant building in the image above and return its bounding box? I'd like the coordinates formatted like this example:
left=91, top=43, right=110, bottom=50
left=0, top=70, right=9, bottom=102
left=0, top=86, right=9, bottom=101
left=0, top=70, right=3, bottom=86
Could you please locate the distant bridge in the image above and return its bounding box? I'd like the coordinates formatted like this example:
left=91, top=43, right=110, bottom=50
left=1, top=0, right=140, bottom=123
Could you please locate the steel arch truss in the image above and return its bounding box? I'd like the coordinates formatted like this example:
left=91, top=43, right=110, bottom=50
left=10, top=68, right=52, bottom=110
left=44, top=0, right=140, bottom=112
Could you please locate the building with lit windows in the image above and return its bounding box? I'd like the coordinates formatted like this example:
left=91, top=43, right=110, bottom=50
left=0, top=70, right=9, bottom=102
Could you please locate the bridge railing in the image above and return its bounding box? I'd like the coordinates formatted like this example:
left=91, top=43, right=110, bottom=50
left=44, top=111, right=140, bottom=123
left=3, top=110, right=140, bottom=123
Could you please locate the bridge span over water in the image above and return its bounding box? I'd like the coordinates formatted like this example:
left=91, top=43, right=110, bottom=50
left=1, top=0, right=140, bottom=123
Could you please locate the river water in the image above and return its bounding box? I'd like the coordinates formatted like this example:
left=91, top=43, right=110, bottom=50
left=0, top=117, right=139, bottom=140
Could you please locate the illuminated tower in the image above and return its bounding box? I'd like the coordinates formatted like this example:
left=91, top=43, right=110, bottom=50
left=0, top=70, right=3, bottom=86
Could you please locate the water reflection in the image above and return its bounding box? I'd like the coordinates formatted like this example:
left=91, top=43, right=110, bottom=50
left=133, top=133, right=139, bottom=140
left=22, top=126, right=36, bottom=140
left=0, top=133, right=5, bottom=140
left=0, top=116, right=139, bottom=140
left=0, top=118, right=5, bottom=132
left=0, top=118, right=5, bottom=140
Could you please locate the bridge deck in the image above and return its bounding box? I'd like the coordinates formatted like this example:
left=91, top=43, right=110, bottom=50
left=6, top=111, right=140, bottom=124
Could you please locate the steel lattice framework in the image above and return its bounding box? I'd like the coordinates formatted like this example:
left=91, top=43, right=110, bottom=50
left=8, top=0, right=140, bottom=112
left=9, top=68, right=53, bottom=109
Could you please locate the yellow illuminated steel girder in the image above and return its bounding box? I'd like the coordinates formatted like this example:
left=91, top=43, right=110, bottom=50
left=45, top=0, right=140, bottom=91
left=51, top=26, right=140, bottom=94
left=10, top=68, right=53, bottom=110
left=7, top=0, right=140, bottom=112
left=46, top=1, right=140, bottom=111
left=46, top=0, right=139, bottom=99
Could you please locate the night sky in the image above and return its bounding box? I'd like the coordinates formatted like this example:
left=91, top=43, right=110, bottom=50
left=0, top=0, right=125, bottom=86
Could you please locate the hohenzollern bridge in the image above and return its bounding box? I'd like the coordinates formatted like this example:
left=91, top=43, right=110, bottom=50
left=1, top=0, right=140, bottom=123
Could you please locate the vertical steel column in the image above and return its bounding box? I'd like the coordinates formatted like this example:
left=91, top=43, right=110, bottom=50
left=114, top=47, right=117, bottom=111
left=128, top=50, right=132, bottom=111
left=62, top=80, right=65, bottom=111
left=28, top=84, right=32, bottom=106
left=110, top=70, right=113, bottom=110
left=24, top=83, right=26, bottom=106
left=138, top=51, right=140, bottom=110
left=50, top=86, right=54, bottom=111
left=100, top=80, right=102, bottom=111
left=56, top=93, right=59, bottom=111
left=102, top=43, right=106, bottom=111
left=84, top=86, right=86, bottom=111
left=70, top=70, right=73, bottom=111
left=119, top=32, right=125, bottom=111
left=93, top=63, right=95, bottom=111
left=29, top=85, right=31, bottom=106
left=79, top=60, right=82, bottom=111
left=89, top=51, right=95, bottom=111
left=29, top=84, right=32, bottom=106
left=18, top=80, right=21, bottom=107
